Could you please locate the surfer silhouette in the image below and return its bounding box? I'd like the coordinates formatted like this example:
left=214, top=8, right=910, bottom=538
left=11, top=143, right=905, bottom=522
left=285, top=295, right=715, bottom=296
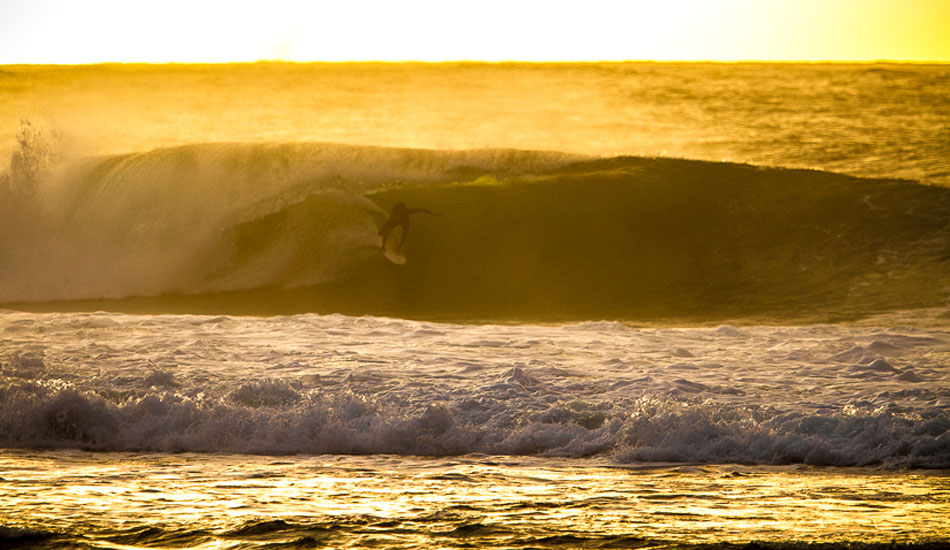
left=379, top=202, right=438, bottom=250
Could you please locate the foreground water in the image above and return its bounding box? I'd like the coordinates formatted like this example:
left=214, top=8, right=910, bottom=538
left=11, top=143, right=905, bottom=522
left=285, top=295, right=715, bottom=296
left=2, top=451, right=948, bottom=549
left=1, top=309, right=949, bottom=547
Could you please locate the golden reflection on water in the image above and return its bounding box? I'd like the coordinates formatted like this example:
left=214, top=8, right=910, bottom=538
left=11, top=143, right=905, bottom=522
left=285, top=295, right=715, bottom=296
left=1, top=450, right=947, bottom=546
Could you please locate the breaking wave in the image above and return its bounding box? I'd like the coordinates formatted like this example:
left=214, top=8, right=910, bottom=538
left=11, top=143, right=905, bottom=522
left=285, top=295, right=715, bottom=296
left=0, top=377, right=946, bottom=468
left=2, top=141, right=948, bottom=322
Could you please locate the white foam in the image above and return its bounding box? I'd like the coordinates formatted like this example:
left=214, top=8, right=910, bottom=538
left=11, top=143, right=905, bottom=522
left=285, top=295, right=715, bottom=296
left=0, top=310, right=948, bottom=467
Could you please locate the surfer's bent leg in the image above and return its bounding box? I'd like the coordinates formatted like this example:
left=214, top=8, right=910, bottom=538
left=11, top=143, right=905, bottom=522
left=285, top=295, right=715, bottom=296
left=379, top=220, right=395, bottom=249
left=396, top=222, right=410, bottom=250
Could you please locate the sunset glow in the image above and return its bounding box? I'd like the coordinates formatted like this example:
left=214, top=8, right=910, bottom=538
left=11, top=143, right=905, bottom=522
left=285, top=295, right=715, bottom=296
left=2, top=0, right=949, bottom=547
left=1, top=0, right=948, bottom=63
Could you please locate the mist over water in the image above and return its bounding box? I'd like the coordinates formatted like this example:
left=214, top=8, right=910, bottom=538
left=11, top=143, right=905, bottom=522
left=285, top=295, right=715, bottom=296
left=2, top=63, right=948, bottom=183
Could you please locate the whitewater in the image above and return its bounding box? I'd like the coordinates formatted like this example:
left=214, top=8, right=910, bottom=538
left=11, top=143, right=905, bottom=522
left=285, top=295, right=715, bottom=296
left=3, top=309, right=949, bottom=463
left=1, top=63, right=949, bottom=548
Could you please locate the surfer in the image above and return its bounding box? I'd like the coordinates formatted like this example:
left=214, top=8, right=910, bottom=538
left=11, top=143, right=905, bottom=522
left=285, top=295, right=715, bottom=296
left=379, top=202, right=438, bottom=250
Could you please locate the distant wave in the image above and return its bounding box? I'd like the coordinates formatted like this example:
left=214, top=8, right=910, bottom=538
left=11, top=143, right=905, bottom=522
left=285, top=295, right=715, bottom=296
left=2, top=142, right=949, bottom=322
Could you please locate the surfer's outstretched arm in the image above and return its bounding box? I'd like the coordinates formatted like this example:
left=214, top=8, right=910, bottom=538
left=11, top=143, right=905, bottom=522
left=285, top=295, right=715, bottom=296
left=407, top=208, right=439, bottom=216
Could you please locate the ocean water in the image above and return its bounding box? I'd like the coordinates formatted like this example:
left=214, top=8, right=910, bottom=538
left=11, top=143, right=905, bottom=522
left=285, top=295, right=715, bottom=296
left=1, top=63, right=949, bottom=548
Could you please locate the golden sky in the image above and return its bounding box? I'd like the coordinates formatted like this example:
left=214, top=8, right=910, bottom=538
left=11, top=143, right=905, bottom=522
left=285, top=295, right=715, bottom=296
left=1, top=0, right=948, bottom=63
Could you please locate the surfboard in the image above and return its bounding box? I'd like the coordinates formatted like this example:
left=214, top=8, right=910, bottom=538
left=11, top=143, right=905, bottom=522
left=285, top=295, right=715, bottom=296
left=381, top=227, right=407, bottom=265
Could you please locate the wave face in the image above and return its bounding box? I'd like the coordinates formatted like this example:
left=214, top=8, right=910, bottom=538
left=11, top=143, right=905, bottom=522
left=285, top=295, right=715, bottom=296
left=2, top=142, right=949, bottom=321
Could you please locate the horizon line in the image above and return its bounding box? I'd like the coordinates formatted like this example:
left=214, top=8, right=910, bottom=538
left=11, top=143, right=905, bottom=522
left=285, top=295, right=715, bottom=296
left=3, top=58, right=949, bottom=67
